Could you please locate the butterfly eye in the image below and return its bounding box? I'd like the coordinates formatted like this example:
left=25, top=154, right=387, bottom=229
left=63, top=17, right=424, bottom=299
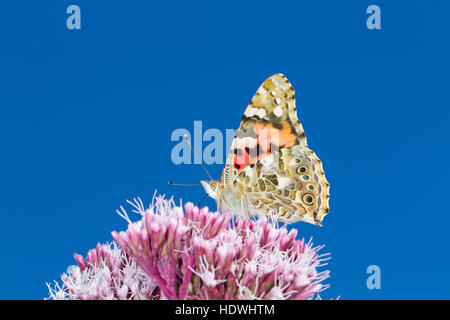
left=211, top=182, right=217, bottom=189
left=296, top=166, right=308, bottom=174
left=302, top=193, right=315, bottom=205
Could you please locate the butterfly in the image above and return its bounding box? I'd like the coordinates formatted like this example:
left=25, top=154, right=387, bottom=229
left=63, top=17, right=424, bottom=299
left=201, top=74, right=330, bottom=225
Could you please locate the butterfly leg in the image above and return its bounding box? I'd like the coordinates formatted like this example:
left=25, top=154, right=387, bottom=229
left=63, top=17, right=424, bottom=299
left=242, top=196, right=249, bottom=219
left=217, top=193, right=235, bottom=216
left=242, top=195, right=253, bottom=220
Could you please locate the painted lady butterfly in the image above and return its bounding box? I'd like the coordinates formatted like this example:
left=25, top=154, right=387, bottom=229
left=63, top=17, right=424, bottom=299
left=201, top=74, right=330, bottom=225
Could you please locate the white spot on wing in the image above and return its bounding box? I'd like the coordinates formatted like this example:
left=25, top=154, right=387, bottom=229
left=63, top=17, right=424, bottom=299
left=272, top=76, right=288, bottom=90
left=277, top=177, right=292, bottom=189
left=245, top=107, right=258, bottom=117
left=273, top=106, right=283, bottom=117
left=256, top=108, right=266, bottom=118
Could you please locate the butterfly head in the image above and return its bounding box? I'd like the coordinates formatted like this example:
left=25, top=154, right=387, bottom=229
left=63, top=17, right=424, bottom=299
left=201, top=180, right=220, bottom=200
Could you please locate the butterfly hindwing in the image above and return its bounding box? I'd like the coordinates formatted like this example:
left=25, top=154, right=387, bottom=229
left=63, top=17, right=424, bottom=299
left=242, top=144, right=329, bottom=224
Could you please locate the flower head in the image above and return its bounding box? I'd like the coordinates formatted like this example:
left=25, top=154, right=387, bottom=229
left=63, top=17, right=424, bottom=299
left=47, top=242, right=159, bottom=300
left=48, top=194, right=330, bottom=300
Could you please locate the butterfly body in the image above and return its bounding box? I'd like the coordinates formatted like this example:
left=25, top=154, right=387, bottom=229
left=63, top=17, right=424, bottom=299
left=201, top=74, right=330, bottom=226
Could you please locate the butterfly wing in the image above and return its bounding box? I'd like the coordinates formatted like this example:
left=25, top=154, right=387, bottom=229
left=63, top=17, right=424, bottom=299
left=221, top=74, right=330, bottom=225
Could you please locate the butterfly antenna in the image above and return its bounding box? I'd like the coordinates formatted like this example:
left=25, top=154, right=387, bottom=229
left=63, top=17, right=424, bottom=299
left=183, top=134, right=214, bottom=181
left=168, top=182, right=201, bottom=186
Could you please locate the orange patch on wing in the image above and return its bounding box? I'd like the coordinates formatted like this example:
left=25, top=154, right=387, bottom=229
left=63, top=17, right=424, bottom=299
left=253, top=122, right=296, bottom=150
left=233, top=121, right=296, bottom=172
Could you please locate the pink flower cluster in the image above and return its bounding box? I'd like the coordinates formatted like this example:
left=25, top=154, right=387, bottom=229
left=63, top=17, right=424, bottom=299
left=47, top=242, right=159, bottom=300
left=47, top=196, right=330, bottom=300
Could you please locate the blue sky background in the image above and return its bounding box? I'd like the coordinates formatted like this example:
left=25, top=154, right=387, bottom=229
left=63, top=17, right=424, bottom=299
left=0, top=0, right=449, bottom=299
